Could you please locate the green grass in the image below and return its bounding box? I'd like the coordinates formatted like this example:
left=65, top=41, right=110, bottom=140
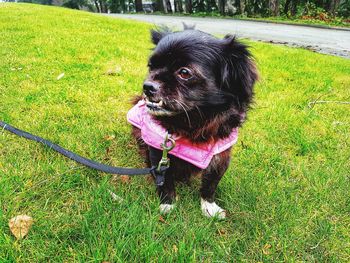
left=1, top=3, right=350, bottom=262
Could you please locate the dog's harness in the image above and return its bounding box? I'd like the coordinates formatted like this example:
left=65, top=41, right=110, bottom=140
left=127, top=100, right=239, bottom=169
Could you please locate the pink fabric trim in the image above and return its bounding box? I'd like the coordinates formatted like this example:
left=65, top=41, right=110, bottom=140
left=127, top=100, right=239, bottom=169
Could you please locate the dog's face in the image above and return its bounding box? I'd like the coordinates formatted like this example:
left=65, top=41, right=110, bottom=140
left=143, top=28, right=258, bottom=119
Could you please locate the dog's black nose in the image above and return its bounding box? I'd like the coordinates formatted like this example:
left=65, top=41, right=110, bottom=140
left=143, top=81, right=158, bottom=97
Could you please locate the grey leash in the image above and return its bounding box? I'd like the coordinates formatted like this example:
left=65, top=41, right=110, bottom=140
left=0, top=121, right=175, bottom=185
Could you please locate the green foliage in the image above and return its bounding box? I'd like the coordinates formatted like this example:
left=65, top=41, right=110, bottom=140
left=107, top=0, right=128, bottom=13
left=16, top=0, right=350, bottom=23
left=62, top=0, right=86, bottom=9
left=339, top=0, right=350, bottom=17
left=302, top=1, right=326, bottom=16
left=1, top=4, right=350, bottom=262
left=240, top=14, right=350, bottom=27
left=17, top=0, right=53, bottom=5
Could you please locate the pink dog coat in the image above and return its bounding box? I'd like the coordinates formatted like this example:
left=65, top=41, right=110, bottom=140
left=127, top=100, right=239, bottom=169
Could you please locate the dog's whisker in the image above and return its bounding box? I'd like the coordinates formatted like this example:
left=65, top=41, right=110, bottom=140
left=174, top=99, right=192, bottom=128
left=194, top=105, right=204, bottom=120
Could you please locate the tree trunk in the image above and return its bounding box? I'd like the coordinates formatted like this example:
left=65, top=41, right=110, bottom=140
left=176, top=0, right=184, bottom=12
left=162, top=0, right=168, bottom=12
left=233, top=0, right=241, bottom=14
left=328, top=0, right=340, bottom=16
left=135, top=0, right=143, bottom=12
left=207, top=0, right=215, bottom=12
left=283, top=0, right=291, bottom=15
left=169, top=0, right=175, bottom=12
left=239, top=0, right=245, bottom=14
left=197, top=0, right=206, bottom=12
left=156, top=0, right=164, bottom=12
left=122, top=0, right=127, bottom=12
left=98, top=0, right=107, bottom=13
left=269, top=0, right=279, bottom=16
left=218, top=0, right=226, bottom=15
left=94, top=0, right=101, bottom=12
left=290, top=0, right=298, bottom=16
left=164, top=0, right=173, bottom=12
left=185, top=0, right=193, bottom=13
left=227, top=0, right=236, bottom=15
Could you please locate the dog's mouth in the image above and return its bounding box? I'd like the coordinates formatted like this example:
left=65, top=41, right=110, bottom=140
left=145, top=98, right=175, bottom=116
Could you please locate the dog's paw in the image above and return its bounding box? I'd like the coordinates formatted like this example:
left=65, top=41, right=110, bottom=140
left=159, top=204, right=175, bottom=214
left=201, top=198, right=226, bottom=219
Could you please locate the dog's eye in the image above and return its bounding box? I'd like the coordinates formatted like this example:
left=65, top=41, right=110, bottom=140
left=178, top=68, right=192, bottom=80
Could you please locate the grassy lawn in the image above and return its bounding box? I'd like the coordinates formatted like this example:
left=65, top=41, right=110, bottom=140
left=1, top=3, right=350, bottom=262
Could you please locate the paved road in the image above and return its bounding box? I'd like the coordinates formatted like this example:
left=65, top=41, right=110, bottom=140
left=106, top=14, right=350, bottom=58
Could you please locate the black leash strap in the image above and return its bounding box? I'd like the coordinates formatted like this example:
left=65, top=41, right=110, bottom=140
left=0, top=121, right=151, bottom=175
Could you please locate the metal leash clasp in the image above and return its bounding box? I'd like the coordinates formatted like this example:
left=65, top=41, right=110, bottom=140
left=157, top=132, right=175, bottom=171
left=151, top=132, right=175, bottom=187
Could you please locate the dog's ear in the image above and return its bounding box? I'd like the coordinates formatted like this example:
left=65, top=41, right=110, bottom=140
left=182, top=22, right=195, bottom=30
left=150, top=26, right=172, bottom=45
left=220, top=35, right=258, bottom=109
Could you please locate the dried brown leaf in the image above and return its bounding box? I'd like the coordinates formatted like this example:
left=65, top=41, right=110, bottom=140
left=172, top=244, right=178, bottom=253
left=103, top=135, right=115, bottom=141
left=217, top=229, right=227, bottom=236
left=158, top=215, right=169, bottom=225
left=262, top=243, right=272, bottom=255
left=9, top=215, right=33, bottom=239
left=120, top=175, right=131, bottom=184
left=145, top=175, right=154, bottom=184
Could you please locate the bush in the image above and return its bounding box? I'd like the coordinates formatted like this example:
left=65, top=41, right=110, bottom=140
left=338, top=0, right=350, bottom=17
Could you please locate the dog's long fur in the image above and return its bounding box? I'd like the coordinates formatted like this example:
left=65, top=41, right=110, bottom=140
left=130, top=27, right=258, bottom=215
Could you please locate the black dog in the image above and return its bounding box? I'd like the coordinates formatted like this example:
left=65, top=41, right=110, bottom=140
left=129, top=26, right=258, bottom=218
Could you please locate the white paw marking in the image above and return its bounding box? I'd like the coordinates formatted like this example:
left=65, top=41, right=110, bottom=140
left=201, top=198, right=226, bottom=219
left=159, top=204, right=175, bottom=214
